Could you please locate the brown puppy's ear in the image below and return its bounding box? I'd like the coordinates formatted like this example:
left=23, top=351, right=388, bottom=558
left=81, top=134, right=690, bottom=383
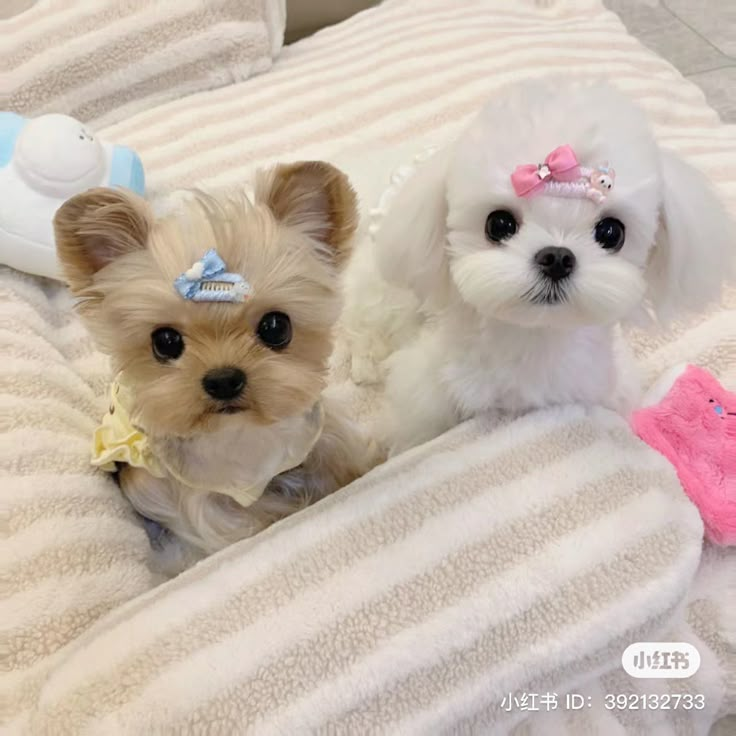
left=256, top=161, right=358, bottom=267
left=53, top=187, right=151, bottom=293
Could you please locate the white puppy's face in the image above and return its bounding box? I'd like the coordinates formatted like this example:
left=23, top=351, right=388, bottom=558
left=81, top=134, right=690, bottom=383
left=376, top=81, right=733, bottom=331
left=444, top=84, right=661, bottom=328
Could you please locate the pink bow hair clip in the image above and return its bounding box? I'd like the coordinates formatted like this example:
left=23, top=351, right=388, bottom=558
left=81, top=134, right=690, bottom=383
left=511, top=145, right=615, bottom=204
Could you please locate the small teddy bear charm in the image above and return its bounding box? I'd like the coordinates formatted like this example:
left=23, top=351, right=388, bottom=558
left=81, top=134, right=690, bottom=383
left=584, top=164, right=616, bottom=204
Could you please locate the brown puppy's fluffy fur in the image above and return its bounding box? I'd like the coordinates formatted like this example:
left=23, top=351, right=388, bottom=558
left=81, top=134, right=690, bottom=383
left=55, top=162, right=376, bottom=562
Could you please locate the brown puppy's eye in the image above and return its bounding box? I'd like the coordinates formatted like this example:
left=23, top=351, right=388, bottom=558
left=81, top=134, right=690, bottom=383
left=257, top=312, right=292, bottom=350
left=151, top=327, right=184, bottom=361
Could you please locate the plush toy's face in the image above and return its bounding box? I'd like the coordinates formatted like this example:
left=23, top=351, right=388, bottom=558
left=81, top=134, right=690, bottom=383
left=708, top=396, right=736, bottom=428
left=670, top=368, right=735, bottom=433
left=16, top=113, right=104, bottom=196
left=54, top=162, right=357, bottom=439
left=645, top=366, right=736, bottom=439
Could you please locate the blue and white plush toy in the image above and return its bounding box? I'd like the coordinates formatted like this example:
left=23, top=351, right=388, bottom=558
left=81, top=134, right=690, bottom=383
left=0, top=112, right=145, bottom=280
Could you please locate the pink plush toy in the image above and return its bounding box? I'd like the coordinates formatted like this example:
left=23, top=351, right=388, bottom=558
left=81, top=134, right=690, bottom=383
left=631, top=365, right=736, bottom=546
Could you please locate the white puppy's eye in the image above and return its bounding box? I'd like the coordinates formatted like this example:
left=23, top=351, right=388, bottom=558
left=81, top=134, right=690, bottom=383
left=485, top=210, right=518, bottom=243
left=594, top=217, right=626, bottom=252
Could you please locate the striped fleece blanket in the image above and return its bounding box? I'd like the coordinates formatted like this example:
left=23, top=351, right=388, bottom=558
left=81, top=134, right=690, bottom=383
left=2, top=0, right=735, bottom=733
left=5, top=0, right=286, bottom=129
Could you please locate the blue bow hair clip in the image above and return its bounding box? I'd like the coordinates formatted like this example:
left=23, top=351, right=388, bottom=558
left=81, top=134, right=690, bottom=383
left=174, top=249, right=251, bottom=303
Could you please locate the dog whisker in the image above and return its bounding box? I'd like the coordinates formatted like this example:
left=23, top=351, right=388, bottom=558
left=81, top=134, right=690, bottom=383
left=524, top=277, right=570, bottom=305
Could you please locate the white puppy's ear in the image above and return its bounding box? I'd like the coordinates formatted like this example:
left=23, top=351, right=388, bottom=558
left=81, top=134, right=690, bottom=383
left=374, top=147, right=453, bottom=308
left=647, top=149, right=735, bottom=321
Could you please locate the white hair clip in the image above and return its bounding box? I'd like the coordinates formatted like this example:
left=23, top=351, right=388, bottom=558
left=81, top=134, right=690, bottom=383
left=174, top=249, right=251, bottom=303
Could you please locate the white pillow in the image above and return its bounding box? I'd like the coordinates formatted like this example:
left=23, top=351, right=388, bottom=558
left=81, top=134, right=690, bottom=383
left=5, top=0, right=286, bottom=128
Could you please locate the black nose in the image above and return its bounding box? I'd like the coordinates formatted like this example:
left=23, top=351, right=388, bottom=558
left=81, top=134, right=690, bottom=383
left=202, top=367, right=246, bottom=401
left=534, top=246, right=576, bottom=281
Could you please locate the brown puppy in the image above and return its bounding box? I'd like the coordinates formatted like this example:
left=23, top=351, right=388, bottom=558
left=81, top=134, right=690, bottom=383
left=55, top=162, right=376, bottom=561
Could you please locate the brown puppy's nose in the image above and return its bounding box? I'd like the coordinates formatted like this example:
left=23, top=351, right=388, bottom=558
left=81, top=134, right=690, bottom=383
left=202, top=367, right=246, bottom=400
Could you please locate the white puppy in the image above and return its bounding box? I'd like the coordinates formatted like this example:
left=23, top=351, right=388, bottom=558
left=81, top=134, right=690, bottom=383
left=348, top=80, right=735, bottom=453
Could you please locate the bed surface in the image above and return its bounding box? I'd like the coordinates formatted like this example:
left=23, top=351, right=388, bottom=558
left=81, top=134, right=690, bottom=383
left=2, top=1, right=735, bottom=733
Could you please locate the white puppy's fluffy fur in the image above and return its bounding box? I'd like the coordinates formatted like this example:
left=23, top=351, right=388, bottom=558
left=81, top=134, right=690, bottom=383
left=346, top=80, right=735, bottom=453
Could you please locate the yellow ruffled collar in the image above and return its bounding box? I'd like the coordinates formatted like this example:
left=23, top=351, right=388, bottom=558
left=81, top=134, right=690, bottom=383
left=91, top=376, right=164, bottom=477
left=91, top=374, right=324, bottom=508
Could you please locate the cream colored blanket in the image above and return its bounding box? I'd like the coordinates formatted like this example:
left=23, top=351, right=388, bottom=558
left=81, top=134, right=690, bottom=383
left=5, top=0, right=286, bottom=128
left=2, top=0, right=735, bottom=733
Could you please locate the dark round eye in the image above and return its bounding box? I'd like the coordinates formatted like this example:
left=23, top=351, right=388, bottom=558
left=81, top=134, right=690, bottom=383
left=594, top=217, right=626, bottom=252
left=485, top=209, right=518, bottom=243
left=257, top=312, right=292, bottom=350
left=151, top=327, right=184, bottom=361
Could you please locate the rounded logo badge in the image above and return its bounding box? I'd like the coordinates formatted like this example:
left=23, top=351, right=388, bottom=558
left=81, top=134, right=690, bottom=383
left=622, top=642, right=700, bottom=679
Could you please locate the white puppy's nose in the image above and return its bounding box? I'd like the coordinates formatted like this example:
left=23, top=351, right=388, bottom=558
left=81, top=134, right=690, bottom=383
left=534, top=246, right=576, bottom=281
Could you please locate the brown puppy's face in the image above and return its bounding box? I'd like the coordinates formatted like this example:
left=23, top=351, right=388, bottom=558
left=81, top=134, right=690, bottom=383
left=54, top=162, right=357, bottom=438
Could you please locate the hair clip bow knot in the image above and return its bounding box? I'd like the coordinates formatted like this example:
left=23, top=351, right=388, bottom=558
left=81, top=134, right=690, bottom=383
left=174, top=249, right=251, bottom=303
left=511, top=145, right=582, bottom=198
